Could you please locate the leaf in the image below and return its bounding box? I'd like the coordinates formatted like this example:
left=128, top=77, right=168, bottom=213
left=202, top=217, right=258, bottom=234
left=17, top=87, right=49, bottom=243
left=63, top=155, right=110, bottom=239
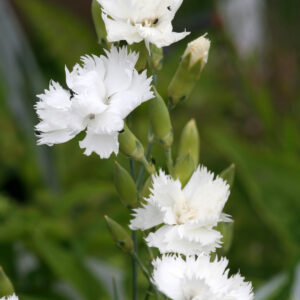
left=32, top=234, right=107, bottom=300
left=15, top=0, right=99, bottom=68
left=208, top=127, right=300, bottom=256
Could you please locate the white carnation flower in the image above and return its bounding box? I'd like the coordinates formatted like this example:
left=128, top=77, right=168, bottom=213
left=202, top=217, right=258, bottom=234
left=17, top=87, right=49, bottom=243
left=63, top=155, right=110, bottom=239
left=0, top=295, right=19, bottom=300
left=97, top=0, right=190, bottom=49
left=130, top=166, right=231, bottom=254
left=152, top=255, right=254, bottom=300
left=35, top=46, right=153, bottom=158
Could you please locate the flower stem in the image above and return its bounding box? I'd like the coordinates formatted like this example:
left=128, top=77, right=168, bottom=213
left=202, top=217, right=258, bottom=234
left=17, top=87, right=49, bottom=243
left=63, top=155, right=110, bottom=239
left=136, top=142, right=153, bottom=190
left=129, top=159, right=138, bottom=300
left=140, top=156, right=155, bottom=175
left=165, top=146, right=173, bottom=175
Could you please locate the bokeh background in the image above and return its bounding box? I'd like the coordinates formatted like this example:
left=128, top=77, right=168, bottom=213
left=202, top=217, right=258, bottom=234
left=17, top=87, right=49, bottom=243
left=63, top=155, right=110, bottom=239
left=0, top=0, right=299, bottom=299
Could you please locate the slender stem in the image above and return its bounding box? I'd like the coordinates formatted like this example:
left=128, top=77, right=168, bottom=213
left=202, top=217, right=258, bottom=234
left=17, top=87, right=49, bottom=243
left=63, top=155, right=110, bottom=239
left=129, top=159, right=138, bottom=300
left=132, top=231, right=138, bottom=300
left=165, top=146, right=173, bottom=175
left=112, top=277, right=120, bottom=300
left=136, top=142, right=153, bottom=190
left=140, top=156, right=155, bottom=175
left=130, top=159, right=136, bottom=181
left=144, top=284, right=153, bottom=300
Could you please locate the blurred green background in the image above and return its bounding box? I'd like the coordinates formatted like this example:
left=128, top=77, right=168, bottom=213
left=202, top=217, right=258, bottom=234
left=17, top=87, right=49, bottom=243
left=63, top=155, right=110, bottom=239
left=0, top=0, right=299, bottom=299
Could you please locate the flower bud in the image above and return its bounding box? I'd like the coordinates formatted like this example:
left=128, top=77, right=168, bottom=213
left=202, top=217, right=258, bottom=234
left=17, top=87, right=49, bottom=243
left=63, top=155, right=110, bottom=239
left=104, top=216, right=134, bottom=254
left=91, top=0, right=109, bottom=48
left=220, top=164, right=235, bottom=187
left=168, top=34, right=210, bottom=109
left=119, top=124, right=145, bottom=161
left=149, top=44, right=163, bottom=72
left=140, top=176, right=153, bottom=200
left=128, top=42, right=149, bottom=72
left=217, top=222, right=234, bottom=254
left=178, top=119, right=200, bottom=165
left=114, top=162, right=138, bottom=209
left=173, top=154, right=195, bottom=187
left=0, top=267, right=14, bottom=297
left=150, top=87, right=173, bottom=148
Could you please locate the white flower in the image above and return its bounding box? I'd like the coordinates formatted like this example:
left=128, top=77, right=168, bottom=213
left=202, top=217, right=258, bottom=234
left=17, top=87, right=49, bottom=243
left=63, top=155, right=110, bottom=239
left=97, top=0, right=190, bottom=49
left=130, top=166, right=230, bottom=255
left=183, top=34, right=211, bottom=69
left=35, top=46, right=153, bottom=159
left=152, top=255, right=254, bottom=300
left=0, top=295, right=19, bottom=300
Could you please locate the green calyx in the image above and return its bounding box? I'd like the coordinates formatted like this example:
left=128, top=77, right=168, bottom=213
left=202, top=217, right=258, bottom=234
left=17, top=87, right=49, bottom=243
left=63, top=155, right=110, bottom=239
left=114, top=162, right=138, bottom=209
left=0, top=267, right=14, bottom=297
left=173, top=153, right=195, bottom=187
left=150, top=87, right=173, bottom=148
left=104, top=216, right=134, bottom=254
left=178, top=119, right=200, bottom=166
left=220, top=164, right=235, bottom=187
left=91, top=0, right=109, bottom=48
left=168, top=53, right=203, bottom=109
left=128, top=42, right=149, bottom=72
left=118, top=124, right=145, bottom=161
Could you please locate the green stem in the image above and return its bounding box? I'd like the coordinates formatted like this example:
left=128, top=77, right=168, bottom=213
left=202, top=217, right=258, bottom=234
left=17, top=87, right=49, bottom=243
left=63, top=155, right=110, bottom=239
left=136, top=142, right=153, bottom=190
left=112, top=277, right=120, bottom=300
left=132, top=231, right=138, bottom=300
left=165, top=147, right=173, bottom=175
left=140, top=156, right=155, bottom=175
left=129, top=159, right=138, bottom=300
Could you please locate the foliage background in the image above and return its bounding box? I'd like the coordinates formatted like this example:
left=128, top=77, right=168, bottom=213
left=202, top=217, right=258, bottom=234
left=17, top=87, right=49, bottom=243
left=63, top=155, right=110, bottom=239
left=0, top=0, right=299, bottom=299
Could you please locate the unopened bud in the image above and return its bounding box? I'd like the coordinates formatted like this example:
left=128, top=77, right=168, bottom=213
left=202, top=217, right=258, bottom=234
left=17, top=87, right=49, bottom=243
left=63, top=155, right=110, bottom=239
left=128, top=42, right=149, bottom=72
left=119, top=124, right=144, bottom=161
left=173, top=154, right=195, bottom=187
left=149, top=44, right=163, bottom=71
left=92, top=0, right=109, bottom=48
left=220, top=164, right=235, bottom=187
left=0, top=267, right=14, bottom=297
left=150, top=87, right=173, bottom=148
left=183, top=34, right=210, bottom=71
left=141, top=176, right=153, bottom=200
left=114, top=162, right=138, bottom=209
left=168, top=34, right=210, bottom=109
left=178, top=119, right=199, bottom=165
left=104, top=216, right=133, bottom=253
left=217, top=222, right=233, bottom=254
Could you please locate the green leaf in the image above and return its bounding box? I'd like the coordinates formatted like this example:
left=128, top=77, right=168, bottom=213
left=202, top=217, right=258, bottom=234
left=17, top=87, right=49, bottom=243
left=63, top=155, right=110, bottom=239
left=32, top=235, right=107, bottom=300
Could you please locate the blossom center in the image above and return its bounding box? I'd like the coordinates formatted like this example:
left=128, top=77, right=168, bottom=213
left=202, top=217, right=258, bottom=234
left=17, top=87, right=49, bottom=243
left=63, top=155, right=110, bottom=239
left=132, top=18, right=159, bottom=27
left=174, top=199, right=198, bottom=224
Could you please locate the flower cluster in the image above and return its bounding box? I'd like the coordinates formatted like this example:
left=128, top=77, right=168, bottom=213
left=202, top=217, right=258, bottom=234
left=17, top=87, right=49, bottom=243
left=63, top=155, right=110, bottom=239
left=33, top=0, right=254, bottom=299
left=131, top=167, right=254, bottom=299
left=35, top=46, right=153, bottom=158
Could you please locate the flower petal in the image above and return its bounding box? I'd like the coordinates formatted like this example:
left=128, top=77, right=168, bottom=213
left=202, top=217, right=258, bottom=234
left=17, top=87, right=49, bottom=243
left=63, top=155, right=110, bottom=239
left=79, top=130, right=119, bottom=158
left=130, top=202, right=164, bottom=230
left=108, top=70, right=153, bottom=119
left=102, top=46, right=139, bottom=96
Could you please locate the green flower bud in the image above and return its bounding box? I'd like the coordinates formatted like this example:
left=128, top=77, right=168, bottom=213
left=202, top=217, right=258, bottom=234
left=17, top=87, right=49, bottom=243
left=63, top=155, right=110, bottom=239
left=0, top=267, right=14, bottom=297
left=220, top=164, right=235, bottom=187
left=119, top=124, right=145, bottom=161
left=173, top=154, right=195, bottom=187
left=128, top=42, right=149, bottom=72
left=216, top=222, right=234, bottom=254
left=178, top=119, right=200, bottom=165
left=168, top=35, right=210, bottom=109
left=149, top=44, right=163, bottom=71
left=114, top=162, right=138, bottom=209
left=104, top=216, right=134, bottom=254
left=91, top=0, right=109, bottom=48
left=150, top=87, right=173, bottom=148
left=141, top=176, right=153, bottom=200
